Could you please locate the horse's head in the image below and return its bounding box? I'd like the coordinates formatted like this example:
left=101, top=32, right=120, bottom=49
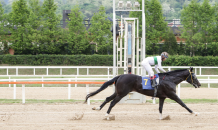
left=186, top=67, right=201, bottom=88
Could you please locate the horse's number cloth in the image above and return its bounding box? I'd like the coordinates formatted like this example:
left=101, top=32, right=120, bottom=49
left=142, top=74, right=159, bottom=90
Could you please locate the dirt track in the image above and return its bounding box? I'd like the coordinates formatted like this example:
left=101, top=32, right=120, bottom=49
left=0, top=87, right=218, bottom=130
left=0, top=103, right=218, bottom=130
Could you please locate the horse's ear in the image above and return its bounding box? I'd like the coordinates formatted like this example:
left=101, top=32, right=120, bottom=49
left=190, top=67, right=193, bottom=72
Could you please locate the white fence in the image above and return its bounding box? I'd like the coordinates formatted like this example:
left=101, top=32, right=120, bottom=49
left=0, top=66, right=217, bottom=104
left=0, top=66, right=217, bottom=87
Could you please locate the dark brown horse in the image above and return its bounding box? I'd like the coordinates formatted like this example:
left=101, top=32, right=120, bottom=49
left=85, top=67, right=201, bottom=120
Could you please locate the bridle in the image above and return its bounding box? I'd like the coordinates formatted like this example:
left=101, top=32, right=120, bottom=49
left=186, top=70, right=198, bottom=88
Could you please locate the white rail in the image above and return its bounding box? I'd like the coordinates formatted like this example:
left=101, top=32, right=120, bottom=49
left=0, top=66, right=217, bottom=104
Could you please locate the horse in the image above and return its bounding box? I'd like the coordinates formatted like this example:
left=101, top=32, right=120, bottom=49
left=85, top=67, right=201, bottom=120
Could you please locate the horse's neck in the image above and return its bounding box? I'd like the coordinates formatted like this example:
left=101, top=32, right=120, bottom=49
left=166, top=71, right=189, bottom=85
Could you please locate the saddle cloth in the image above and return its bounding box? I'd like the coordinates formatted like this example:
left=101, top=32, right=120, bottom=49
left=142, top=74, right=159, bottom=90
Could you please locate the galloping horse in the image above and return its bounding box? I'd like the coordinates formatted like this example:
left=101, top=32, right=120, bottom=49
left=85, top=67, right=201, bottom=120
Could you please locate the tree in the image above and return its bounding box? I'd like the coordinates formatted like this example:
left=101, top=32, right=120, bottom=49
left=40, top=0, right=61, bottom=54
left=130, top=0, right=168, bottom=55
left=9, top=0, right=30, bottom=54
left=88, top=5, right=112, bottom=54
left=67, top=5, right=89, bottom=54
left=26, top=0, right=43, bottom=54
left=162, top=30, right=178, bottom=55
left=0, top=2, right=9, bottom=54
left=198, top=0, right=214, bottom=56
left=180, top=0, right=201, bottom=56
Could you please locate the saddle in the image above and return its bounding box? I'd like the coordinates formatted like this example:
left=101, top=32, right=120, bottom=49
left=142, top=74, right=159, bottom=90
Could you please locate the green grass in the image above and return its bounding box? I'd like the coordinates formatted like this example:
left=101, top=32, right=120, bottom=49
left=146, top=99, right=218, bottom=104
left=0, top=99, right=217, bottom=104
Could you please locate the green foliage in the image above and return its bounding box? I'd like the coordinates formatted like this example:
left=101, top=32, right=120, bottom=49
left=181, top=0, right=214, bottom=56
left=40, top=0, right=61, bottom=54
left=178, top=41, right=185, bottom=55
left=88, top=6, right=112, bottom=55
left=211, top=3, right=218, bottom=42
left=26, top=0, right=43, bottom=54
left=9, top=0, right=30, bottom=54
left=67, top=5, right=90, bottom=54
left=162, top=55, right=218, bottom=66
left=0, top=2, right=9, bottom=54
left=162, top=30, right=178, bottom=55
left=0, top=54, right=113, bottom=66
left=130, top=0, right=168, bottom=55
left=0, top=54, right=218, bottom=66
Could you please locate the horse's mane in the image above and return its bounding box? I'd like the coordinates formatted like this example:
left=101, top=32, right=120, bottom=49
left=161, top=69, right=188, bottom=75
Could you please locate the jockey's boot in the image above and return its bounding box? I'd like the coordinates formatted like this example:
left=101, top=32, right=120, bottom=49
left=151, top=76, right=157, bottom=88
left=151, top=76, right=157, bottom=99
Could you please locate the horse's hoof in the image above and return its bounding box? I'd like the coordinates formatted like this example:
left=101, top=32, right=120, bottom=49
left=103, top=114, right=115, bottom=121
left=92, top=107, right=100, bottom=111
left=193, top=112, right=199, bottom=116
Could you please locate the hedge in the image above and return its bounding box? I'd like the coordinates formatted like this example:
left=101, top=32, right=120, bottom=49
left=0, top=55, right=217, bottom=66
left=0, top=55, right=113, bottom=66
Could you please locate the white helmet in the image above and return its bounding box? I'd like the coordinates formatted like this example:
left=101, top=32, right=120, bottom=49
left=161, top=52, right=169, bottom=59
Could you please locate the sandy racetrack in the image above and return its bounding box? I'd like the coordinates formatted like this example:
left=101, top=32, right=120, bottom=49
left=0, top=87, right=218, bottom=130
left=0, top=103, right=218, bottom=130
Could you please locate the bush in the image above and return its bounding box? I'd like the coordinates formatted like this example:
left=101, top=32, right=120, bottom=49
left=0, top=54, right=113, bottom=66
left=0, top=55, right=217, bottom=66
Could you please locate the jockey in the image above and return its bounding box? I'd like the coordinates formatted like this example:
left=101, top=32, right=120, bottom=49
left=141, top=52, right=169, bottom=88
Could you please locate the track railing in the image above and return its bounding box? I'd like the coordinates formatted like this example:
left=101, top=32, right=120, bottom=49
left=0, top=81, right=111, bottom=105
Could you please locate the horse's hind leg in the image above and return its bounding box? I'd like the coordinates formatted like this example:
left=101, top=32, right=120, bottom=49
left=106, top=94, right=125, bottom=116
left=92, top=92, right=117, bottom=111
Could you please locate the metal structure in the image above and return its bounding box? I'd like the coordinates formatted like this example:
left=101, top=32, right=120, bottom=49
left=113, top=0, right=146, bottom=77
left=116, top=17, right=142, bottom=75
left=113, top=0, right=146, bottom=103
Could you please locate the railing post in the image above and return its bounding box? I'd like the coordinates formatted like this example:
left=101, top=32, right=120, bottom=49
left=200, top=67, right=202, bottom=75
left=13, top=80, right=16, bottom=99
left=87, top=68, right=89, bottom=75
left=75, top=76, right=77, bottom=87
left=60, top=68, right=62, bottom=75
left=68, top=79, right=71, bottom=99
left=16, top=67, right=18, bottom=75
left=9, top=76, right=11, bottom=87
left=22, top=84, right=25, bottom=104
left=178, top=84, right=180, bottom=98
left=86, top=84, right=90, bottom=105
left=47, top=68, right=48, bottom=75
left=77, top=68, right=79, bottom=76
left=108, top=67, right=110, bottom=80
left=208, top=76, right=210, bottom=88
left=7, top=68, right=8, bottom=75
left=42, top=76, right=44, bottom=87
left=34, top=68, right=35, bottom=75
left=152, top=98, right=155, bottom=104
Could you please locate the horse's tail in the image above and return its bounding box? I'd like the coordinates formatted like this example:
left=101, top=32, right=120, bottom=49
left=85, top=76, right=120, bottom=103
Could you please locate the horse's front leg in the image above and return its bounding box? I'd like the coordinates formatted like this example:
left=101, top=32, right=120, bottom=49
left=159, top=97, right=166, bottom=120
left=168, top=92, right=199, bottom=116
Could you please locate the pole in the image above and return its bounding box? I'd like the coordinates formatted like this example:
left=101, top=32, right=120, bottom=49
left=22, top=84, right=25, bottom=104
left=113, top=0, right=116, bottom=78
left=142, top=0, right=146, bottom=76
